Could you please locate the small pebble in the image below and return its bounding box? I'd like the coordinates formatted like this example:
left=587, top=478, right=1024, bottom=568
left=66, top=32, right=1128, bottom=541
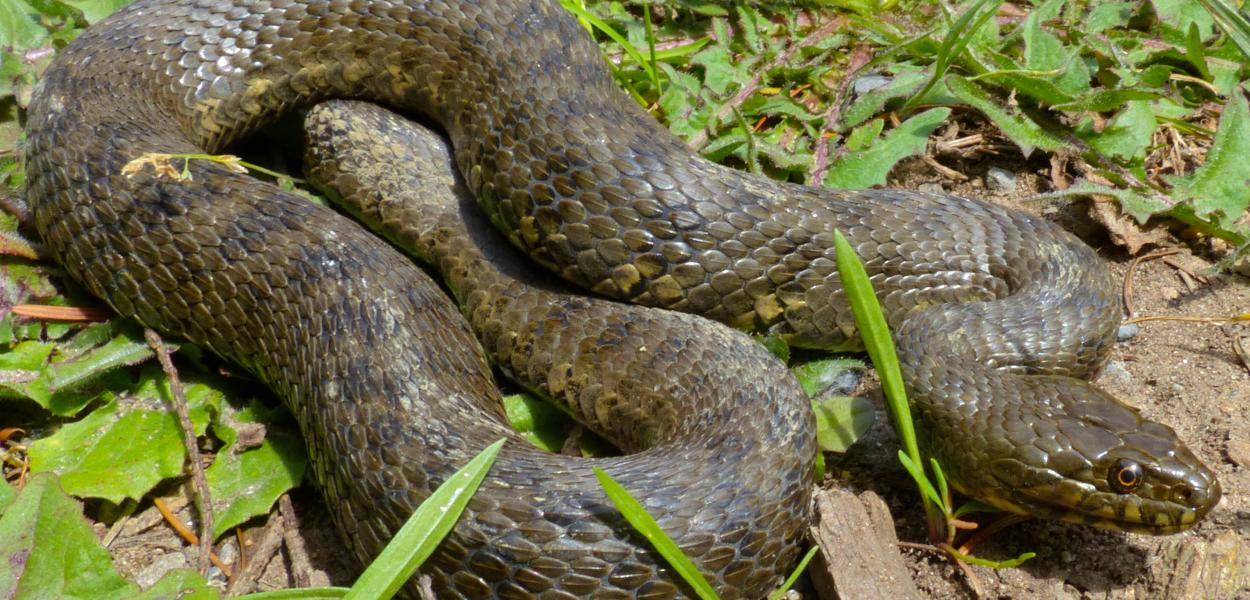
left=133, top=552, right=188, bottom=588
left=1116, top=323, right=1139, bottom=341
left=917, top=182, right=945, bottom=194
left=1163, top=288, right=1181, bottom=301
left=1227, top=439, right=1250, bottom=468
left=985, top=167, right=1017, bottom=192
left=1100, top=361, right=1133, bottom=387
left=1170, top=382, right=1185, bottom=396
left=852, top=73, right=891, bottom=95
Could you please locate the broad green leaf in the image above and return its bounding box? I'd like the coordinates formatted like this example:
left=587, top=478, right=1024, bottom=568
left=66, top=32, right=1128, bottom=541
left=0, top=0, right=48, bottom=50
left=1076, top=101, right=1156, bottom=162
left=811, top=396, right=874, bottom=452
left=844, top=118, right=885, bottom=151
left=1087, top=2, right=1135, bottom=33
left=824, top=107, right=950, bottom=189
left=791, top=357, right=865, bottom=398
left=840, top=68, right=927, bottom=129
left=58, top=0, right=139, bottom=24
left=1153, top=0, right=1216, bottom=40
left=1165, top=91, right=1250, bottom=230
left=0, top=473, right=137, bottom=600
left=503, top=392, right=575, bottom=453
left=27, top=399, right=185, bottom=503
left=1022, top=0, right=1092, bottom=98
left=945, top=74, right=1066, bottom=155
left=1040, top=182, right=1171, bottom=223
left=691, top=44, right=746, bottom=96
left=344, top=438, right=504, bottom=600
left=206, top=431, right=306, bottom=539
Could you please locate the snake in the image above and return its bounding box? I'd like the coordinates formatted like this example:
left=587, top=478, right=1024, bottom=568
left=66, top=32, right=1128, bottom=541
left=23, top=0, right=1221, bottom=597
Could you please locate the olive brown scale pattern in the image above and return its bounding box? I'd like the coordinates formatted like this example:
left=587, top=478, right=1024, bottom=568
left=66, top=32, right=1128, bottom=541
left=302, top=100, right=815, bottom=596
left=23, top=0, right=1220, bottom=597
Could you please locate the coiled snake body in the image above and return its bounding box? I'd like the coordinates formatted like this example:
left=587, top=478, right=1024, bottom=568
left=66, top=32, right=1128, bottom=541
left=25, top=0, right=1219, bottom=597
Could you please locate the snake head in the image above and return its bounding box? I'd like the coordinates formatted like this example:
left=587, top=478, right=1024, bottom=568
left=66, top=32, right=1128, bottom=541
left=981, top=379, right=1220, bottom=534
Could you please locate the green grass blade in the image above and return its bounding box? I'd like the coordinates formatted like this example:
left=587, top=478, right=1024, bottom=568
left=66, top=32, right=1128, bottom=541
left=900, top=0, right=1003, bottom=114
left=767, top=545, right=820, bottom=600
left=558, top=0, right=659, bottom=86
left=831, top=230, right=918, bottom=461
left=344, top=438, right=506, bottom=600
left=1198, top=0, right=1250, bottom=60
left=593, top=467, right=720, bottom=600
left=897, top=451, right=946, bottom=510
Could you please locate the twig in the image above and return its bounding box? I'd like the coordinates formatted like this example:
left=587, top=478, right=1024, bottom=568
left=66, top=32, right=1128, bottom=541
left=145, top=328, right=216, bottom=576
left=153, top=497, right=232, bottom=576
left=1122, top=314, right=1248, bottom=325
left=808, top=41, right=871, bottom=183
left=278, top=495, right=314, bottom=588
left=1122, top=249, right=1181, bottom=317
left=225, top=513, right=285, bottom=596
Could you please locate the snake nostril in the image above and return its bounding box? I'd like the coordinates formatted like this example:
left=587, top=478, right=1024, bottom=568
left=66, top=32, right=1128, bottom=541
left=1171, top=485, right=1194, bottom=505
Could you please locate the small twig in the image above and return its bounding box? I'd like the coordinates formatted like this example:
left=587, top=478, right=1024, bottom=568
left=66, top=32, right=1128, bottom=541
left=153, top=497, right=232, bottom=576
left=278, top=495, right=313, bottom=588
left=1122, top=249, right=1181, bottom=317
left=1122, top=314, right=1249, bottom=325
left=145, top=328, right=216, bottom=576
left=102, top=499, right=139, bottom=548
left=224, top=513, right=286, bottom=596
left=10, top=304, right=111, bottom=322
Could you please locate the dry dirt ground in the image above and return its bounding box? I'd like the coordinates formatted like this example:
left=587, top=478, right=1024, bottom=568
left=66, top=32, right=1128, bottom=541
left=92, top=156, right=1248, bottom=598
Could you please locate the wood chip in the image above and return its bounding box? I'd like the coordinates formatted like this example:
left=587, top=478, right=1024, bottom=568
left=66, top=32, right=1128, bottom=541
left=809, top=488, right=921, bottom=600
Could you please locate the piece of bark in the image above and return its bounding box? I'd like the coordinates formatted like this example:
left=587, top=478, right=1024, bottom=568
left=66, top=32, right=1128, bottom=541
left=809, top=488, right=921, bottom=600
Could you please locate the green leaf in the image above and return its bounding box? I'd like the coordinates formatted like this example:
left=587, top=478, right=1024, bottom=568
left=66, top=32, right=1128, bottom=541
left=1022, top=0, right=1092, bottom=98
left=0, top=0, right=48, bottom=50
left=206, top=430, right=306, bottom=539
left=840, top=68, right=928, bottom=129
left=57, top=1, right=135, bottom=25
left=27, top=399, right=185, bottom=503
left=1076, top=101, right=1156, bottom=161
left=756, top=333, right=790, bottom=363
left=896, top=450, right=946, bottom=510
left=0, top=473, right=137, bottom=600
left=1052, top=88, right=1165, bottom=113
left=945, top=74, right=1066, bottom=155
left=692, top=44, right=745, bottom=96
left=811, top=396, right=874, bottom=452
left=344, top=438, right=504, bottom=600
left=1086, top=2, right=1135, bottom=33
left=1165, top=90, right=1250, bottom=230
left=791, top=357, right=864, bottom=397
left=593, top=467, right=719, bottom=600
left=1039, top=181, right=1170, bottom=223
left=1153, top=0, right=1215, bottom=40
left=824, top=107, right=950, bottom=189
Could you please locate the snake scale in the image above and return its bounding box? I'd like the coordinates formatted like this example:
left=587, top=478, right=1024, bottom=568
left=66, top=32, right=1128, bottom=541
left=24, top=0, right=1220, bottom=597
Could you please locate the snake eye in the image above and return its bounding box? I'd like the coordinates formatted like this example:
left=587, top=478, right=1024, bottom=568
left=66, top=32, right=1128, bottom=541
left=1109, top=459, right=1143, bottom=493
